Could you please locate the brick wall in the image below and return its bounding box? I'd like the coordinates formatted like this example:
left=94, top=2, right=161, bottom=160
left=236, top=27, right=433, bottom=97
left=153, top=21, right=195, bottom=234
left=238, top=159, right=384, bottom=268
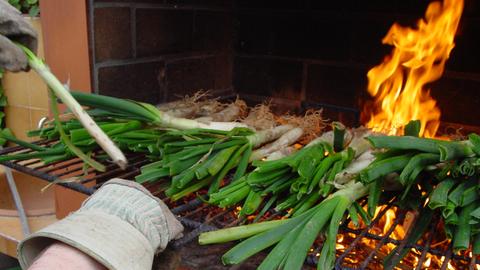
left=89, top=0, right=480, bottom=128
left=90, top=0, right=234, bottom=104
left=233, top=0, right=480, bottom=127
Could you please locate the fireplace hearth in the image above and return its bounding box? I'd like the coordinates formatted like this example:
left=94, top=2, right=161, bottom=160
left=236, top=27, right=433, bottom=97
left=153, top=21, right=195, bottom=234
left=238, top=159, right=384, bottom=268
left=5, top=0, right=480, bottom=269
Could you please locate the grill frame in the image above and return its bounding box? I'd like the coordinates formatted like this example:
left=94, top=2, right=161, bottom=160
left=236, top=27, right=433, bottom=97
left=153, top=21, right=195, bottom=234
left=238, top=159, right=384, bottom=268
left=1, top=141, right=478, bottom=269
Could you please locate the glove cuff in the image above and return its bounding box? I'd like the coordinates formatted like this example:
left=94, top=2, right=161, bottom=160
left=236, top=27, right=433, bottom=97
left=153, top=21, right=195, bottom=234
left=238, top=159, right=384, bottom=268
left=18, top=210, right=154, bottom=270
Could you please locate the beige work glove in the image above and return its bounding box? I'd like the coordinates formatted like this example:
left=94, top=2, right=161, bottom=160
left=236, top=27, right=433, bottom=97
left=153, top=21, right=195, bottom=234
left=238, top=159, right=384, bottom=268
left=0, top=0, right=38, bottom=71
left=17, top=179, right=184, bottom=270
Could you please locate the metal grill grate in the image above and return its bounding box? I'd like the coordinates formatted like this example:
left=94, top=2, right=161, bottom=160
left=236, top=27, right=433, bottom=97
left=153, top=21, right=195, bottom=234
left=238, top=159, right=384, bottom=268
left=0, top=141, right=478, bottom=269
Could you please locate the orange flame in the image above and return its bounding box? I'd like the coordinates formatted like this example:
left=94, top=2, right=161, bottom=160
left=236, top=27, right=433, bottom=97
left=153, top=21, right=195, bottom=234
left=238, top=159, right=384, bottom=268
left=364, top=0, right=464, bottom=137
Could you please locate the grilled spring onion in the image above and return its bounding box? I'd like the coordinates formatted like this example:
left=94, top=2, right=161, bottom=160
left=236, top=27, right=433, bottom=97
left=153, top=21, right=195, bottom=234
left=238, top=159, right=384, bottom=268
left=48, top=89, right=106, bottom=171
left=71, top=91, right=247, bottom=131
left=208, top=140, right=327, bottom=215
left=201, top=181, right=369, bottom=270
left=201, top=128, right=375, bottom=269
left=426, top=176, right=480, bottom=253
left=196, top=99, right=246, bottom=123
left=249, top=127, right=303, bottom=161
left=362, top=124, right=480, bottom=257
left=156, top=91, right=227, bottom=119
left=17, top=44, right=127, bottom=168
left=367, top=135, right=475, bottom=162
left=0, top=117, right=151, bottom=165
left=210, top=127, right=372, bottom=218
left=137, top=125, right=294, bottom=198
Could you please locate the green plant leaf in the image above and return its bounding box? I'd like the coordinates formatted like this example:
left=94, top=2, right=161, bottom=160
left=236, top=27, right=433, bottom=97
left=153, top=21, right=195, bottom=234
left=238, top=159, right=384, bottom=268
left=0, top=95, right=8, bottom=107
left=0, top=112, right=5, bottom=126
left=29, top=5, right=39, bottom=17
left=8, top=0, right=21, bottom=10
left=0, top=128, right=13, bottom=146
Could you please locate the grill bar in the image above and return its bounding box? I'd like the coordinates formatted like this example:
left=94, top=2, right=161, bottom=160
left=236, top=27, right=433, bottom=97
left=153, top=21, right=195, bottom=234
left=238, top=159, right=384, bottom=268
left=413, top=218, right=436, bottom=270
left=1, top=159, right=96, bottom=195
left=360, top=211, right=407, bottom=269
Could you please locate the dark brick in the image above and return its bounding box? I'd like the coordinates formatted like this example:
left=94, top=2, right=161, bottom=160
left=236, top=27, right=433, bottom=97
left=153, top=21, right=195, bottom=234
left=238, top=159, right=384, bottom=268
left=98, top=61, right=165, bottom=104
left=136, top=9, right=193, bottom=57
left=193, top=11, right=233, bottom=52
left=241, top=97, right=301, bottom=115
left=233, top=57, right=303, bottom=100
left=214, top=54, right=233, bottom=90
left=235, top=0, right=308, bottom=9
left=270, top=14, right=350, bottom=60
left=430, top=77, right=480, bottom=127
left=235, top=12, right=272, bottom=54
left=395, top=0, right=431, bottom=15
left=236, top=11, right=350, bottom=60
left=350, top=18, right=392, bottom=66
left=94, top=8, right=132, bottom=61
left=307, top=0, right=352, bottom=11
left=166, top=0, right=233, bottom=7
left=446, top=19, right=480, bottom=73
left=306, top=65, right=367, bottom=108
left=321, top=109, right=359, bottom=127
left=93, top=0, right=159, bottom=1
left=464, top=0, right=480, bottom=18
left=350, top=0, right=399, bottom=13
left=95, top=0, right=159, bottom=2
left=357, top=84, right=374, bottom=124
left=165, top=57, right=216, bottom=99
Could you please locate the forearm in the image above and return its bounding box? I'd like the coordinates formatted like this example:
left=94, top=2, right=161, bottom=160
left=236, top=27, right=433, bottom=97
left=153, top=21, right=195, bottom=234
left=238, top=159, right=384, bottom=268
left=29, top=242, right=106, bottom=270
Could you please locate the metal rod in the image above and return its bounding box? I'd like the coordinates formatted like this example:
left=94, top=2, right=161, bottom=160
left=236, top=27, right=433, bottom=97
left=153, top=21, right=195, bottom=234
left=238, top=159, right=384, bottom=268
left=4, top=165, right=30, bottom=236
left=360, top=211, right=406, bottom=268
left=414, top=218, right=436, bottom=270
left=1, top=160, right=96, bottom=195
left=336, top=204, right=394, bottom=267
left=440, top=247, right=453, bottom=270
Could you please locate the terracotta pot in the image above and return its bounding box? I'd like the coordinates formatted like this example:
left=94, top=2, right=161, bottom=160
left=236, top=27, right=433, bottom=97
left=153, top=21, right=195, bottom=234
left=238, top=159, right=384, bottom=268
left=0, top=170, right=56, bottom=258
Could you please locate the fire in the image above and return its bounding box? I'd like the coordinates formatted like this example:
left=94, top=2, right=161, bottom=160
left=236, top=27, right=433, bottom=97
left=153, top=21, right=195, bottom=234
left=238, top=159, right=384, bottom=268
left=364, top=0, right=464, bottom=137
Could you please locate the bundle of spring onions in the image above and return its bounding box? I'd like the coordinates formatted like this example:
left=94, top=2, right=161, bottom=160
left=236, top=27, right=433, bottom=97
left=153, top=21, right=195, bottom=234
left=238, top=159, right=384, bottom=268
left=71, top=91, right=247, bottom=131
left=0, top=91, right=249, bottom=170
left=0, top=116, right=155, bottom=171
left=207, top=125, right=368, bottom=218
left=200, top=126, right=376, bottom=269
left=15, top=44, right=127, bottom=168
left=156, top=91, right=223, bottom=118
left=136, top=125, right=302, bottom=199
left=134, top=105, right=324, bottom=200
left=201, top=182, right=369, bottom=270
left=359, top=120, right=480, bottom=258
left=1, top=89, right=324, bottom=195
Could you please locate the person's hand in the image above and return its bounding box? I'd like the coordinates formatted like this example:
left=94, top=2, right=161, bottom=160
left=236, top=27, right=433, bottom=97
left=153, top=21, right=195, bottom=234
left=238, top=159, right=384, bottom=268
left=18, top=179, right=184, bottom=270
left=0, top=0, right=38, bottom=71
